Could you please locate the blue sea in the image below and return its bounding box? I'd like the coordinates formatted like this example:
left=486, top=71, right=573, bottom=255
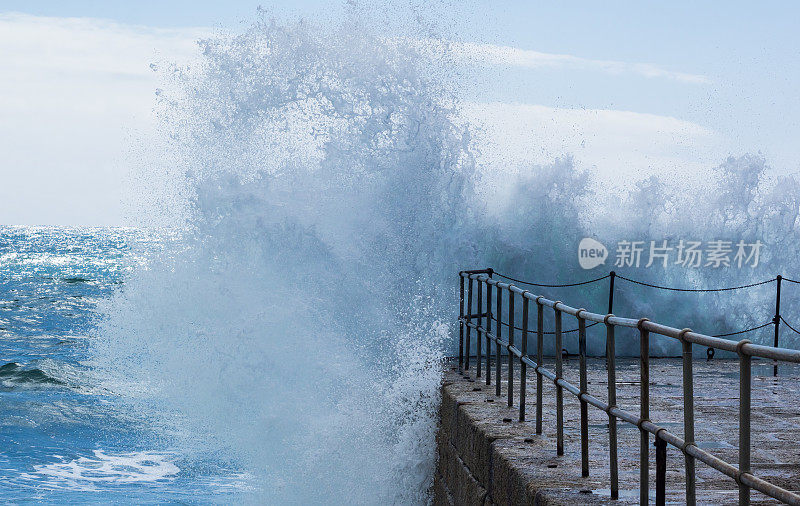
left=0, top=226, right=246, bottom=503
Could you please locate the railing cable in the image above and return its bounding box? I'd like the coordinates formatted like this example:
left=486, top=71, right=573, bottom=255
left=615, top=274, right=775, bottom=292
left=710, top=321, right=774, bottom=338
left=492, top=271, right=610, bottom=288
left=779, top=315, right=800, bottom=336
left=492, top=270, right=776, bottom=292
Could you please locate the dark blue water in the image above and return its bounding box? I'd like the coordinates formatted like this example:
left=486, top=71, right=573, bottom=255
left=0, top=226, right=246, bottom=503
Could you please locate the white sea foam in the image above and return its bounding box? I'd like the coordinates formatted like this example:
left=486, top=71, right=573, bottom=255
left=19, top=451, right=179, bottom=491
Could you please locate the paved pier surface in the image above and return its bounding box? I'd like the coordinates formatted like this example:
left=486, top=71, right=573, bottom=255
left=434, top=358, right=800, bottom=505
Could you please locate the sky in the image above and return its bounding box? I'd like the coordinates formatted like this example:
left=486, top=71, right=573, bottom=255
left=1, top=1, right=799, bottom=225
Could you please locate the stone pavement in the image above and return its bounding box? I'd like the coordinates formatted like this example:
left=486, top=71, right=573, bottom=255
left=434, top=357, right=800, bottom=505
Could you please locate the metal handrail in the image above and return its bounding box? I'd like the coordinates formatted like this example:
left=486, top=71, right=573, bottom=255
left=458, top=269, right=800, bottom=506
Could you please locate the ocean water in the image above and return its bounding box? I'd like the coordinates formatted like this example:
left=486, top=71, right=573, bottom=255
left=0, top=226, right=247, bottom=503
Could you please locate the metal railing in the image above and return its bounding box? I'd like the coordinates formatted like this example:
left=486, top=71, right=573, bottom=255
left=458, top=268, right=800, bottom=506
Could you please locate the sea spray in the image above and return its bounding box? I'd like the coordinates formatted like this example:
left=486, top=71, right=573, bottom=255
left=94, top=9, right=479, bottom=504
left=586, top=155, right=800, bottom=355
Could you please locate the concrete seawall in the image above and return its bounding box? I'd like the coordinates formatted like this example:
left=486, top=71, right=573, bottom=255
left=433, top=358, right=800, bottom=505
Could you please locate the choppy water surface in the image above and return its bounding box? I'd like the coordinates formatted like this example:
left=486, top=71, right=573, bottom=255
left=0, top=226, right=247, bottom=503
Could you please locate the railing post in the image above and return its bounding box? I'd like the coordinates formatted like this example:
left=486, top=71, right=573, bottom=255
left=773, top=275, right=782, bottom=377
left=536, top=298, right=544, bottom=435
left=607, top=272, right=615, bottom=372
left=476, top=277, right=483, bottom=378
left=520, top=295, right=529, bottom=422
left=738, top=339, right=752, bottom=506
left=656, top=434, right=667, bottom=506
left=508, top=290, right=515, bottom=407
left=495, top=285, right=503, bottom=397
left=578, top=310, right=589, bottom=477
left=639, top=319, right=650, bottom=505
left=459, top=272, right=465, bottom=373
left=486, top=280, right=493, bottom=386
left=608, top=271, right=616, bottom=314
left=680, top=329, right=696, bottom=506
left=465, top=277, right=473, bottom=371
left=555, top=305, right=564, bottom=456
left=606, top=315, right=619, bottom=500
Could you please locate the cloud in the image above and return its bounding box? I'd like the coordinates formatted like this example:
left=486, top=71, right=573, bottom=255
left=412, top=39, right=710, bottom=84
left=0, top=13, right=208, bottom=226
left=462, top=101, right=726, bottom=192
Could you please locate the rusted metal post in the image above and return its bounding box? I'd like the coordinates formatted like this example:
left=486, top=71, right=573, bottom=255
left=606, top=316, right=619, bottom=500
left=639, top=320, right=650, bottom=505
left=555, top=305, right=564, bottom=455
left=656, top=435, right=667, bottom=506
left=739, top=340, right=752, bottom=506
left=607, top=272, right=615, bottom=371
left=495, top=285, right=503, bottom=397
left=681, top=330, right=696, bottom=506
left=476, top=277, right=483, bottom=378
left=459, top=273, right=465, bottom=372
left=465, top=277, right=473, bottom=371
left=508, top=291, right=515, bottom=407
left=578, top=311, right=589, bottom=477
left=520, top=296, right=529, bottom=422
left=774, top=275, right=782, bottom=377
left=486, top=281, right=493, bottom=386
left=608, top=271, right=616, bottom=314
left=536, top=299, right=544, bottom=434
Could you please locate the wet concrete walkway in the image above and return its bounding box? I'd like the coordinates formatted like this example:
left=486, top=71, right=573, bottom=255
left=435, top=358, right=800, bottom=505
